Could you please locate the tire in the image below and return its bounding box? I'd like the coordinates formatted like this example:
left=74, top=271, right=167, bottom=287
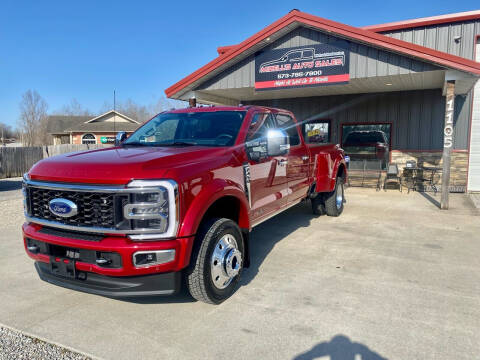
left=311, top=194, right=326, bottom=215
left=186, top=218, right=244, bottom=304
left=325, top=178, right=344, bottom=217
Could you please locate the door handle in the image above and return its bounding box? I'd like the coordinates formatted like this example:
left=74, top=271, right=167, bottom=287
left=278, top=159, right=288, bottom=166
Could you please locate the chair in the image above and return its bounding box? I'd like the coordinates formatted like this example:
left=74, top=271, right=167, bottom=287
left=384, top=163, right=402, bottom=192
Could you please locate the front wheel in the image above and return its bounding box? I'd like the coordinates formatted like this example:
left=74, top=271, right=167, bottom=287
left=324, top=178, right=344, bottom=217
left=186, top=218, right=244, bottom=304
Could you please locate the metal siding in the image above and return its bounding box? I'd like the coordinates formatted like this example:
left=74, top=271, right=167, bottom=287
left=248, top=89, right=468, bottom=151
left=198, top=27, right=440, bottom=91
left=380, top=19, right=480, bottom=60
left=468, top=41, right=480, bottom=191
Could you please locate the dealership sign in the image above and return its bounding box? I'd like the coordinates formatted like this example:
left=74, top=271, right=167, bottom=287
left=100, top=136, right=115, bottom=144
left=254, top=41, right=350, bottom=91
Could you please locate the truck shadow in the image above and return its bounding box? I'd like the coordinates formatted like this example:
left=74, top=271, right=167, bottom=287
left=241, top=200, right=316, bottom=285
left=0, top=179, right=22, bottom=192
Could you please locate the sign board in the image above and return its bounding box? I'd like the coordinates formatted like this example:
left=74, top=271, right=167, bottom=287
left=100, top=136, right=115, bottom=144
left=254, top=41, right=350, bottom=91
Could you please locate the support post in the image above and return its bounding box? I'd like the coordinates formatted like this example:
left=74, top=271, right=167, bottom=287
left=441, top=81, right=455, bottom=210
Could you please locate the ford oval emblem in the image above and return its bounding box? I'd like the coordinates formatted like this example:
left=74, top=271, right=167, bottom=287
left=48, top=198, right=78, bottom=218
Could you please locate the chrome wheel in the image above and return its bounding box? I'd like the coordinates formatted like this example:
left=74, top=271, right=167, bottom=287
left=336, top=182, right=344, bottom=210
left=210, top=234, right=242, bottom=290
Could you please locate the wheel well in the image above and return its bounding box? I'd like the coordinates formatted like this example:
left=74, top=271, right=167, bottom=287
left=337, top=163, right=346, bottom=181
left=201, top=196, right=241, bottom=226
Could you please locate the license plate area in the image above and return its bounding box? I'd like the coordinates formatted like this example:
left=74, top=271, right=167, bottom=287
left=50, top=256, right=76, bottom=279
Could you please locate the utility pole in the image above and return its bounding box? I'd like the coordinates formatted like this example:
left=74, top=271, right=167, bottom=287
left=441, top=80, right=455, bottom=210
left=113, top=90, right=116, bottom=134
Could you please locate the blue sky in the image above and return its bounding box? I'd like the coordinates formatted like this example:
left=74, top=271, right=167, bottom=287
left=1, top=0, right=478, bottom=127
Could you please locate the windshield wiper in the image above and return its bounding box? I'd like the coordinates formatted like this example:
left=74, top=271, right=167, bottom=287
left=161, top=141, right=198, bottom=146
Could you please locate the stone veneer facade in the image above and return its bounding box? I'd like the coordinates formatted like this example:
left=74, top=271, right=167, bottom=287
left=390, top=150, right=468, bottom=192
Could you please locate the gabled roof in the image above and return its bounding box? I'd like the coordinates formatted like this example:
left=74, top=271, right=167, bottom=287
left=85, top=110, right=140, bottom=124
left=63, top=121, right=140, bottom=133
left=165, top=10, right=480, bottom=99
left=46, top=115, right=91, bottom=134
left=362, top=10, right=480, bottom=33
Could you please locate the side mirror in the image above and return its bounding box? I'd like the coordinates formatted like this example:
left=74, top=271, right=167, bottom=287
left=115, top=131, right=127, bottom=146
left=266, top=129, right=290, bottom=156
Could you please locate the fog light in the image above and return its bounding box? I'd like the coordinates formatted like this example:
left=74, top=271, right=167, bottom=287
left=133, top=250, right=175, bottom=268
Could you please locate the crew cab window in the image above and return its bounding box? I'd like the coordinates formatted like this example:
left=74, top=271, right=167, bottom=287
left=124, top=111, right=246, bottom=147
left=247, top=113, right=276, bottom=141
left=275, top=114, right=300, bottom=146
left=304, top=120, right=330, bottom=144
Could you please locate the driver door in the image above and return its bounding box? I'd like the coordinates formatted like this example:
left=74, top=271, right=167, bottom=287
left=246, top=113, right=288, bottom=224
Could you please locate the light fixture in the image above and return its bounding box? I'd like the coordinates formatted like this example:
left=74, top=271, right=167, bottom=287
left=266, top=37, right=271, bottom=41
left=385, top=83, right=393, bottom=86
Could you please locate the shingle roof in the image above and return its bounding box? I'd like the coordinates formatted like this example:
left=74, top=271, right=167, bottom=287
left=63, top=121, right=140, bottom=133
left=46, top=115, right=91, bottom=134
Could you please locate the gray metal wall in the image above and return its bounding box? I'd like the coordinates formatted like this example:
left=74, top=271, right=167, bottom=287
left=380, top=20, right=480, bottom=60
left=199, top=27, right=439, bottom=91
left=248, top=89, right=470, bottom=150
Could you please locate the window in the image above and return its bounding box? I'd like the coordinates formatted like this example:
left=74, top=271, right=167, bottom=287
left=82, top=133, right=96, bottom=144
left=247, top=113, right=276, bottom=141
left=304, top=120, right=330, bottom=144
left=124, top=111, right=246, bottom=147
left=275, top=114, right=300, bottom=146
left=341, top=123, right=391, bottom=169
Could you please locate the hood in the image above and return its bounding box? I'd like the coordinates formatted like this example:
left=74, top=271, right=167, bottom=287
left=28, top=146, right=229, bottom=184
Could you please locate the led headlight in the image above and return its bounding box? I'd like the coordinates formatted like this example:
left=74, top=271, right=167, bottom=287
left=125, top=180, right=179, bottom=240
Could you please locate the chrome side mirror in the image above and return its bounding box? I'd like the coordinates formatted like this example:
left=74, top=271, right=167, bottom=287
left=115, top=131, right=127, bottom=146
left=266, top=129, right=290, bottom=156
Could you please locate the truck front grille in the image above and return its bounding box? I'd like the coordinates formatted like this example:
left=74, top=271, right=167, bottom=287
left=28, top=187, right=118, bottom=229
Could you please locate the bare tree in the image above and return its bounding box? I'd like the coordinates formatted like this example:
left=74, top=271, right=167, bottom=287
left=54, top=98, right=93, bottom=116
left=0, top=122, right=16, bottom=145
left=18, top=90, right=48, bottom=146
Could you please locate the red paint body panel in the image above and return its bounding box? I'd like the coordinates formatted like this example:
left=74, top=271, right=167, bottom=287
left=23, top=106, right=346, bottom=283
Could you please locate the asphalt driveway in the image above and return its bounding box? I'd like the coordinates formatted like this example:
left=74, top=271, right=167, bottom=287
left=0, top=187, right=479, bottom=360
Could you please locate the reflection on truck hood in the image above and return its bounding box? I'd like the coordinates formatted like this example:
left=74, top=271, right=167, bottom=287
left=28, top=146, right=228, bottom=184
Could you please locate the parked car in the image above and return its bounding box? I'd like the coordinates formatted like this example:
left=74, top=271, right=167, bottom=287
left=342, top=130, right=389, bottom=168
left=22, top=106, right=347, bottom=304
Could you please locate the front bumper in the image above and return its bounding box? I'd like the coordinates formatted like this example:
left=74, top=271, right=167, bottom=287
left=23, top=222, right=195, bottom=296
left=35, top=261, right=181, bottom=297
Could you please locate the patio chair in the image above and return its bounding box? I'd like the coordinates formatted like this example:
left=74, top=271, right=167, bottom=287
left=384, top=163, right=402, bottom=192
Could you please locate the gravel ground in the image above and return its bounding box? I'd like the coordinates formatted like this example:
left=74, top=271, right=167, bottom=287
left=0, top=326, right=92, bottom=360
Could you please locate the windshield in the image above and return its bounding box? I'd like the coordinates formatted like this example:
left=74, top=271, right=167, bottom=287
left=124, top=111, right=246, bottom=147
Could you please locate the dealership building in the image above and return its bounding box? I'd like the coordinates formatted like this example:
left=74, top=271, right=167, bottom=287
left=165, top=9, right=480, bottom=197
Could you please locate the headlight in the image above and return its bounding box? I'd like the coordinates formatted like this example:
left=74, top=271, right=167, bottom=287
left=22, top=173, right=31, bottom=216
left=125, top=180, right=179, bottom=240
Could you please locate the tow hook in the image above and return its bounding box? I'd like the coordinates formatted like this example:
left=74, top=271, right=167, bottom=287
left=27, top=245, right=39, bottom=253
left=96, top=257, right=111, bottom=265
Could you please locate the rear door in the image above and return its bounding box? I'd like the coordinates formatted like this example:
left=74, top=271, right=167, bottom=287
left=246, top=112, right=288, bottom=222
left=275, top=113, right=310, bottom=204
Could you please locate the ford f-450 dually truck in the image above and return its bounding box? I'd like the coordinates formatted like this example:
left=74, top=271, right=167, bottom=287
left=22, top=106, right=347, bottom=304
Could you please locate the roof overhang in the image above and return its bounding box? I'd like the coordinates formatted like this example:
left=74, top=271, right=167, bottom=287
left=165, top=10, right=480, bottom=100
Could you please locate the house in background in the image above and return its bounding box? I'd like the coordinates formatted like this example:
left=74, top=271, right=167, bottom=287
left=47, top=110, right=141, bottom=145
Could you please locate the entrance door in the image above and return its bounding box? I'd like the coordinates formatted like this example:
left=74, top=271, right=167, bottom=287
left=275, top=113, right=310, bottom=203
left=247, top=113, right=288, bottom=223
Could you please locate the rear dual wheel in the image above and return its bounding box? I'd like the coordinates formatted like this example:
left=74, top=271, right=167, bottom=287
left=186, top=218, right=244, bottom=304
left=311, top=178, right=345, bottom=217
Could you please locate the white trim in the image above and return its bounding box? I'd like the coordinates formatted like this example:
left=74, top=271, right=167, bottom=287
left=85, top=110, right=140, bottom=124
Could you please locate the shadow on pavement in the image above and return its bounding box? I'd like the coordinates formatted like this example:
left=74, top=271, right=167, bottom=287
left=241, top=201, right=316, bottom=285
left=419, top=191, right=441, bottom=209
left=0, top=179, right=22, bottom=192
left=294, top=335, right=387, bottom=360
left=114, top=286, right=196, bottom=304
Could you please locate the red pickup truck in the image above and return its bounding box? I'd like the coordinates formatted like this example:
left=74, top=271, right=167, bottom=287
left=22, top=106, right=347, bottom=304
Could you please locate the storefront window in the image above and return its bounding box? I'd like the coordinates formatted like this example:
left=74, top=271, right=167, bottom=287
left=341, top=124, right=391, bottom=169
left=304, top=120, right=330, bottom=144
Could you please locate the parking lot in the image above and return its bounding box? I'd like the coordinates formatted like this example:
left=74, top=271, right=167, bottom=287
left=1, top=179, right=480, bottom=360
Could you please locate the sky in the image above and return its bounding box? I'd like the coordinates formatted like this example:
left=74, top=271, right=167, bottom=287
left=1, top=0, right=479, bottom=128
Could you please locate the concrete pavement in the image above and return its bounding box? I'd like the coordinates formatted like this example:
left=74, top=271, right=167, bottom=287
left=0, top=188, right=479, bottom=359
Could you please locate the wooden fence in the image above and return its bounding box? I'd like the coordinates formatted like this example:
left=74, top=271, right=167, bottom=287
left=0, top=144, right=112, bottom=179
